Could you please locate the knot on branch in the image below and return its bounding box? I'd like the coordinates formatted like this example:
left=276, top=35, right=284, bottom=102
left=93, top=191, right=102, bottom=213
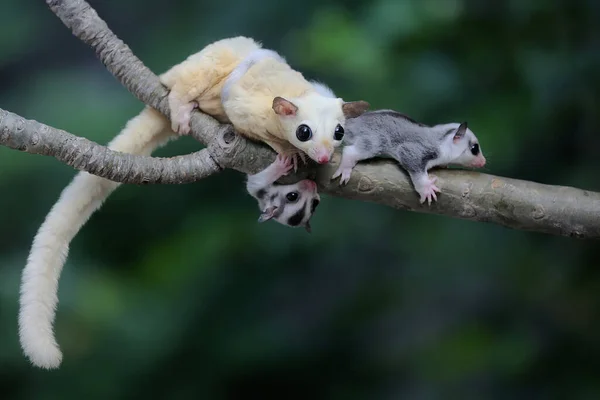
left=207, top=125, right=246, bottom=168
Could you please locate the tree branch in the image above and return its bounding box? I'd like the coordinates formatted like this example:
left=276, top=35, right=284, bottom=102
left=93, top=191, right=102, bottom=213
left=315, top=160, right=600, bottom=239
left=0, top=108, right=220, bottom=184
left=45, top=0, right=233, bottom=149
left=45, top=0, right=282, bottom=175
left=0, top=0, right=591, bottom=239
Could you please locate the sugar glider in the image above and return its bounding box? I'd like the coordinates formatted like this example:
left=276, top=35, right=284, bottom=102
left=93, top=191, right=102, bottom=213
left=332, top=110, right=486, bottom=204
left=247, top=154, right=320, bottom=232
left=163, top=37, right=369, bottom=167
left=18, top=36, right=367, bottom=369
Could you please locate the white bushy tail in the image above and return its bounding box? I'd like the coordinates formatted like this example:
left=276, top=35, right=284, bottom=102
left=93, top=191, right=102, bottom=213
left=18, top=107, right=175, bottom=369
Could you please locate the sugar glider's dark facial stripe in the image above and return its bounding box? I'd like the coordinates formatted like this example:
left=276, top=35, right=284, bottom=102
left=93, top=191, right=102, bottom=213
left=371, top=110, right=428, bottom=127
left=420, top=149, right=439, bottom=170
left=311, top=199, right=320, bottom=213
left=287, top=201, right=307, bottom=227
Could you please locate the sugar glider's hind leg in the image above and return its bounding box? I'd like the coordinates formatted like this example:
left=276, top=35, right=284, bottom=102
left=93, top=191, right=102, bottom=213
left=160, top=65, right=206, bottom=135
left=159, top=37, right=260, bottom=135
left=168, top=92, right=198, bottom=135
left=159, top=56, right=221, bottom=135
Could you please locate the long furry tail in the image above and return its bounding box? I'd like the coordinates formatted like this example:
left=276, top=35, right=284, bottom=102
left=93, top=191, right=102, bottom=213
left=18, top=107, right=175, bottom=369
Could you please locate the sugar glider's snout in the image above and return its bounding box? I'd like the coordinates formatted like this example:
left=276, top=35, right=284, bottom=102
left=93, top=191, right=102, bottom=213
left=471, top=154, right=486, bottom=168
left=317, top=155, right=330, bottom=164
left=311, top=142, right=334, bottom=164
left=467, top=141, right=486, bottom=168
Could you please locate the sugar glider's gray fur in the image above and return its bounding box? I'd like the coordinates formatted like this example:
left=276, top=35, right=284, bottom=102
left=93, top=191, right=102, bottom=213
left=247, top=155, right=320, bottom=232
left=333, top=110, right=487, bottom=204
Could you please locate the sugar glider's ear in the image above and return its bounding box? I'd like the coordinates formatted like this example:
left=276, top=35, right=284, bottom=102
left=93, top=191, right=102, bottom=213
left=273, top=97, right=298, bottom=117
left=258, top=206, right=278, bottom=223
left=304, top=220, right=312, bottom=234
left=342, top=100, right=370, bottom=119
left=453, top=122, right=468, bottom=143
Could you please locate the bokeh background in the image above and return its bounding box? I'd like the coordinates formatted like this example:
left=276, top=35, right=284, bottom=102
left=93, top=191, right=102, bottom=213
left=2, top=0, right=600, bottom=398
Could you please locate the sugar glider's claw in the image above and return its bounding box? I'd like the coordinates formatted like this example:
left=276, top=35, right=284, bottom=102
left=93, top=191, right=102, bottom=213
left=297, top=151, right=308, bottom=165
left=332, top=167, right=352, bottom=185
left=417, top=176, right=441, bottom=206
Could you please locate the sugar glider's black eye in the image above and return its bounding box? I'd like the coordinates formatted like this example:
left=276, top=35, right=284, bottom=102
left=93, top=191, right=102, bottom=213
left=296, top=124, right=312, bottom=142
left=334, top=124, right=344, bottom=141
left=286, top=192, right=299, bottom=202
left=470, top=143, right=480, bottom=156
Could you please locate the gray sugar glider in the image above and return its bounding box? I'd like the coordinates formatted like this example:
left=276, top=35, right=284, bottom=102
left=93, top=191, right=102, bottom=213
left=247, top=155, right=320, bottom=232
left=332, top=110, right=486, bottom=204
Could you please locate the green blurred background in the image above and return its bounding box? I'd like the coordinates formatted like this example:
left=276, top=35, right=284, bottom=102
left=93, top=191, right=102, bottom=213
left=2, top=0, right=600, bottom=398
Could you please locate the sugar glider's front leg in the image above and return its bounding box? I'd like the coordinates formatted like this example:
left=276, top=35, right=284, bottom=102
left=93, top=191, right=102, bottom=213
left=247, top=154, right=293, bottom=196
left=332, top=144, right=371, bottom=185
left=408, top=170, right=440, bottom=205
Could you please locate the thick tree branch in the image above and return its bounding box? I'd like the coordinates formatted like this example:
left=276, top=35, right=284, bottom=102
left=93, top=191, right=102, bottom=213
left=315, top=159, right=600, bottom=239
left=0, top=108, right=220, bottom=184
left=46, top=0, right=233, bottom=149
left=0, top=0, right=590, bottom=239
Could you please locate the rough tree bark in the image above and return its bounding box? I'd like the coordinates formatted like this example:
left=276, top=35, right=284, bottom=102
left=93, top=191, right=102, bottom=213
left=0, top=0, right=598, bottom=239
left=0, top=108, right=220, bottom=184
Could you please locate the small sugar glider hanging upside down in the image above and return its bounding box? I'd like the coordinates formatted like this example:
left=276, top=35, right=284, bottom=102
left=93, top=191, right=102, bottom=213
left=18, top=36, right=368, bottom=370
left=246, top=155, right=320, bottom=232
left=332, top=110, right=486, bottom=204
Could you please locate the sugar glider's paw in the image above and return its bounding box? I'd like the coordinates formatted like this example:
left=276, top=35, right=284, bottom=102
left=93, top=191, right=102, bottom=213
left=297, top=151, right=307, bottom=165
left=331, top=166, right=353, bottom=185
left=416, top=176, right=441, bottom=205
left=273, top=155, right=294, bottom=178
left=281, top=150, right=307, bottom=172
left=171, top=101, right=198, bottom=135
left=290, top=151, right=308, bottom=172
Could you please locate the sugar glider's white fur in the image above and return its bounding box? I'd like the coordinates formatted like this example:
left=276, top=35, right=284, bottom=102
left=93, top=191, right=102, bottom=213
left=221, top=49, right=286, bottom=100
left=18, top=37, right=364, bottom=369
left=246, top=155, right=320, bottom=232
left=308, top=80, right=337, bottom=99
left=163, top=36, right=369, bottom=165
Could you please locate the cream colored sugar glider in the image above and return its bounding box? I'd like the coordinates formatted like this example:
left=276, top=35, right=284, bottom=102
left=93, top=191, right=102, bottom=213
left=163, top=37, right=370, bottom=167
left=18, top=36, right=367, bottom=370
left=247, top=155, right=320, bottom=232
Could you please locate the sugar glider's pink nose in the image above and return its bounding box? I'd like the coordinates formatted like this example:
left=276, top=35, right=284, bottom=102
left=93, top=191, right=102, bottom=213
left=472, top=155, right=486, bottom=168
left=317, top=155, right=330, bottom=164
